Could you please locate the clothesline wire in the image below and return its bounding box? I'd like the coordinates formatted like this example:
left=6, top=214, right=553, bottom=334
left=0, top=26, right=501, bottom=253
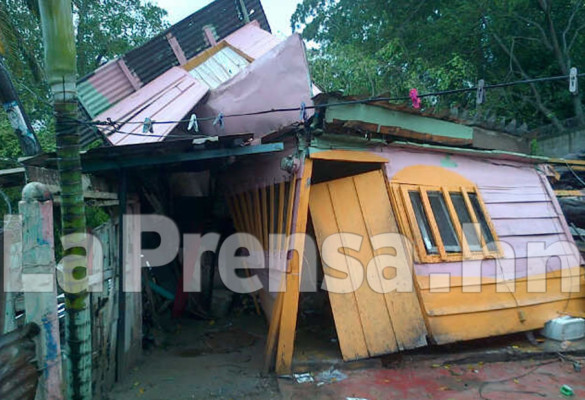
left=60, top=71, right=585, bottom=129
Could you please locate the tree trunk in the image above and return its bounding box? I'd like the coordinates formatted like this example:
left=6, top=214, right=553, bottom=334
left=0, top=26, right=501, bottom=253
left=37, top=1, right=91, bottom=399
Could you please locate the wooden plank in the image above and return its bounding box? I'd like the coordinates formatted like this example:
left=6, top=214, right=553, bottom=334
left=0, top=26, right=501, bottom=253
left=309, top=182, right=370, bottom=361
left=419, top=187, right=447, bottom=260
left=328, top=174, right=398, bottom=355
left=400, top=185, right=429, bottom=263
left=262, top=284, right=284, bottom=374
left=276, top=181, right=285, bottom=255
left=481, top=192, right=550, bottom=204
left=416, top=266, right=583, bottom=290
left=493, top=217, right=565, bottom=237
left=283, top=178, right=297, bottom=273
left=353, top=170, right=428, bottom=350
left=261, top=185, right=269, bottom=249
left=262, top=182, right=285, bottom=373
left=3, top=216, right=21, bottom=334
left=309, top=149, right=389, bottom=163
left=555, top=189, right=585, bottom=197
left=20, top=198, right=63, bottom=400
left=420, top=273, right=585, bottom=317
left=487, top=201, right=558, bottom=219
left=275, top=158, right=313, bottom=374
left=429, top=297, right=585, bottom=344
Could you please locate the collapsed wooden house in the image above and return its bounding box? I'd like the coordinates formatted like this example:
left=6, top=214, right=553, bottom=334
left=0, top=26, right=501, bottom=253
left=221, top=94, right=585, bottom=373
left=4, top=2, right=585, bottom=396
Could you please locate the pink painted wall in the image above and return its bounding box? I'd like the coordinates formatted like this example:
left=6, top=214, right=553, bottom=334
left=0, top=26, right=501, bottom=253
left=377, top=146, right=577, bottom=280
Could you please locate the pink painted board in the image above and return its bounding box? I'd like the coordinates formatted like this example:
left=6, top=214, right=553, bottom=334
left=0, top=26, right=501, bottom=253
left=95, top=67, right=208, bottom=146
left=224, top=21, right=283, bottom=60
left=376, top=146, right=578, bottom=280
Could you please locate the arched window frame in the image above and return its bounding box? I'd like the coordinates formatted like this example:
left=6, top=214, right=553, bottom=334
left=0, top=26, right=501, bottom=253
left=389, top=174, right=503, bottom=263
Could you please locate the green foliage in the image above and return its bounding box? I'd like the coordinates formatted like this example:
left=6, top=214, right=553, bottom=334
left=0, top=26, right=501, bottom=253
left=0, top=0, right=169, bottom=161
left=293, top=0, right=585, bottom=129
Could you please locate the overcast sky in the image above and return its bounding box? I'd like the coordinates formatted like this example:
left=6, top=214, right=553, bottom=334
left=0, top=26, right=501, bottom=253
left=150, top=0, right=302, bottom=38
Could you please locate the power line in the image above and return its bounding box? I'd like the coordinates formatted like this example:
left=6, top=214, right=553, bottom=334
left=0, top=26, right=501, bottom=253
left=63, top=70, right=585, bottom=130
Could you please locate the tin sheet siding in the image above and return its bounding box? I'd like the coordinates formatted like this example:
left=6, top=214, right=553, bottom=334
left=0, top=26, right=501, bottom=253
left=0, top=324, right=39, bottom=400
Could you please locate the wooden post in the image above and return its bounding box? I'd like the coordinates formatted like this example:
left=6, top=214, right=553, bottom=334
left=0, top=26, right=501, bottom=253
left=20, top=182, right=64, bottom=400
left=275, top=157, right=313, bottom=374
left=2, top=213, right=21, bottom=334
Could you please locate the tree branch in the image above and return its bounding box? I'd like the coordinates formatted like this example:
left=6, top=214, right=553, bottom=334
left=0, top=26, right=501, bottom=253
left=562, top=0, right=582, bottom=54
left=490, top=26, right=563, bottom=131
left=568, top=23, right=585, bottom=51
left=511, top=14, right=552, bottom=50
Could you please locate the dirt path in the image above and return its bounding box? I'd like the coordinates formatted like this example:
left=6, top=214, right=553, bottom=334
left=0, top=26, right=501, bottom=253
left=106, top=315, right=280, bottom=400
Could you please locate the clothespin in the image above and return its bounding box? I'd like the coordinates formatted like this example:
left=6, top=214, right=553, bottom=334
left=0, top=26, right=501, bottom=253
left=143, top=117, right=153, bottom=133
left=409, top=89, right=421, bottom=109
left=188, top=114, right=199, bottom=132
left=213, top=112, right=224, bottom=128
left=300, top=102, right=308, bottom=123
left=570, top=67, right=578, bottom=95
left=476, top=79, right=486, bottom=105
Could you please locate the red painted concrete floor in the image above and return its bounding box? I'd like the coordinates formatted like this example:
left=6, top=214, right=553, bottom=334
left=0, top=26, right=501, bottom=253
left=279, top=357, right=585, bottom=399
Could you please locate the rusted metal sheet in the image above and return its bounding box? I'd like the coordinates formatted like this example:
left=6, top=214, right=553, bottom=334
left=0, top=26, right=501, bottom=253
left=94, top=67, right=208, bottom=146
left=0, top=323, right=40, bottom=400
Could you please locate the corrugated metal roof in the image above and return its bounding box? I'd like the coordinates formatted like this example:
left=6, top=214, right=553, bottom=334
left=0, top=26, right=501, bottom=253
left=78, top=60, right=137, bottom=118
left=189, top=46, right=250, bottom=88
left=95, top=67, right=208, bottom=146
left=77, top=0, right=272, bottom=148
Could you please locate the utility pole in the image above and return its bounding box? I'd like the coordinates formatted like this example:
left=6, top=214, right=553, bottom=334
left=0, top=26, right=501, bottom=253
left=38, top=1, right=92, bottom=399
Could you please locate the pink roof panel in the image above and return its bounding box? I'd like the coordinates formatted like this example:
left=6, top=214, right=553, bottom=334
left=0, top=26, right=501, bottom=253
left=194, top=34, right=314, bottom=138
left=94, top=67, right=208, bottom=146
left=224, top=21, right=283, bottom=60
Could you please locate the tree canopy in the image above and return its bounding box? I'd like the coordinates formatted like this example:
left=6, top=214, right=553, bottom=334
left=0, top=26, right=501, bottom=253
left=292, top=0, right=585, bottom=130
left=0, top=0, right=169, bottom=159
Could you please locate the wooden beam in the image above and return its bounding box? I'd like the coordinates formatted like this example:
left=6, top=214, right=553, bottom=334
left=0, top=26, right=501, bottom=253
left=555, top=190, right=585, bottom=197
left=82, top=143, right=284, bottom=172
left=309, top=149, right=389, bottom=163
left=275, top=158, right=313, bottom=374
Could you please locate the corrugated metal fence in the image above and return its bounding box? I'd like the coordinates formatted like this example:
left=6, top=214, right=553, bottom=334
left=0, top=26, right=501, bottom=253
left=0, top=323, right=39, bottom=400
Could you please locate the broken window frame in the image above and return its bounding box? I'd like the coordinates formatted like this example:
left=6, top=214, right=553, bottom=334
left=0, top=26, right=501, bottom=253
left=390, top=183, right=502, bottom=263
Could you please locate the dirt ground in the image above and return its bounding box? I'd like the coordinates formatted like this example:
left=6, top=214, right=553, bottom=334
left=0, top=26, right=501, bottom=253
left=106, top=314, right=280, bottom=400
left=105, top=307, right=585, bottom=400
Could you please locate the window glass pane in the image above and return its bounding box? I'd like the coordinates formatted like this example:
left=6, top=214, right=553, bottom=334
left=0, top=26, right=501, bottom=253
left=428, top=191, right=461, bottom=252
left=450, top=193, right=482, bottom=251
left=469, top=193, right=497, bottom=251
left=409, top=191, right=438, bottom=254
